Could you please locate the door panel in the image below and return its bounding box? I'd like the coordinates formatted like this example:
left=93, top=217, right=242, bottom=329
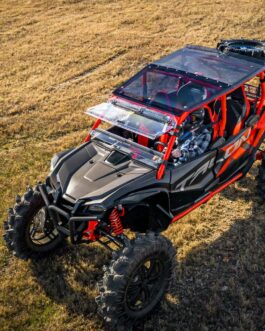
left=169, top=151, right=216, bottom=210
left=215, top=127, right=252, bottom=178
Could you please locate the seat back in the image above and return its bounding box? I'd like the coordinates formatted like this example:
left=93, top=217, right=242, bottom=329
left=225, top=87, right=248, bottom=136
left=151, top=90, right=176, bottom=112
left=151, top=82, right=207, bottom=112
left=175, top=82, right=207, bottom=109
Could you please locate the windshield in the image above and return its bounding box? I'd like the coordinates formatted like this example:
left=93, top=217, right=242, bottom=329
left=114, top=66, right=221, bottom=113
left=91, top=129, right=163, bottom=168
left=86, top=101, right=175, bottom=140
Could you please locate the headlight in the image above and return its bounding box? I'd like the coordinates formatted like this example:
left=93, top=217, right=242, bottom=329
left=87, top=204, right=106, bottom=212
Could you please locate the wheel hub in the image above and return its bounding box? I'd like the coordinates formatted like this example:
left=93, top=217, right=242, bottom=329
left=125, top=256, right=165, bottom=312
left=29, top=207, right=59, bottom=245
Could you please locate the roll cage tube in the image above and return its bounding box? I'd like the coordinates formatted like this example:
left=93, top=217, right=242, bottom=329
left=253, top=71, right=265, bottom=151
left=219, top=95, right=227, bottom=137
left=257, top=71, right=265, bottom=115
left=142, top=71, right=147, bottom=99
left=84, top=118, right=102, bottom=142
left=250, top=71, right=265, bottom=131
left=203, top=104, right=219, bottom=141
left=156, top=112, right=188, bottom=180
left=156, top=100, right=224, bottom=180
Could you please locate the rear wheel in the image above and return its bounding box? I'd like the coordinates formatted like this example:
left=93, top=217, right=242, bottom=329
left=3, top=187, right=65, bottom=259
left=96, top=232, right=176, bottom=328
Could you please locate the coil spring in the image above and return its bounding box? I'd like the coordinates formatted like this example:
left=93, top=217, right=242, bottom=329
left=109, top=208, right=123, bottom=235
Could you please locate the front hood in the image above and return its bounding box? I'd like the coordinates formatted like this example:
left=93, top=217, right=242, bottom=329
left=52, top=141, right=153, bottom=202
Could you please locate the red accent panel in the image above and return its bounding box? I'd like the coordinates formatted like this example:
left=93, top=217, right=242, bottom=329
left=257, top=111, right=265, bottom=129
left=232, top=121, right=242, bottom=136
left=252, top=128, right=265, bottom=148
left=137, top=135, right=149, bottom=146
left=216, top=157, right=233, bottom=177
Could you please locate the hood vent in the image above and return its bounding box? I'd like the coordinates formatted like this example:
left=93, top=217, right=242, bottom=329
left=105, top=150, right=130, bottom=166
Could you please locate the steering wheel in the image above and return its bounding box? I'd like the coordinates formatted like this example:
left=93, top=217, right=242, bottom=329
left=154, top=141, right=167, bottom=150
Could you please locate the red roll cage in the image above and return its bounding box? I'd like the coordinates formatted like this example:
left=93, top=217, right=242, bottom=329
left=85, top=71, right=265, bottom=179
left=84, top=45, right=265, bottom=181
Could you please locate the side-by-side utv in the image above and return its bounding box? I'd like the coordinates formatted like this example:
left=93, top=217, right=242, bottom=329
left=3, top=39, right=265, bottom=328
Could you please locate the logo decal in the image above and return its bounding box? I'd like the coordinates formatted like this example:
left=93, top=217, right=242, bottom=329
left=175, top=158, right=215, bottom=191
left=223, top=128, right=251, bottom=159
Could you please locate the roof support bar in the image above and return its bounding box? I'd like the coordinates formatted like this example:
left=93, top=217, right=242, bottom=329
left=220, top=95, right=227, bottom=137
left=84, top=118, right=102, bottom=142
left=156, top=113, right=187, bottom=180
left=257, top=72, right=265, bottom=114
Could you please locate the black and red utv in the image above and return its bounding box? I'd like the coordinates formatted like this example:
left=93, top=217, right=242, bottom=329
left=3, top=39, right=265, bottom=327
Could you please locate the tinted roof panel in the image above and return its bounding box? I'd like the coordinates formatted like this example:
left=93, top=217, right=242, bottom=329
left=154, top=45, right=265, bottom=86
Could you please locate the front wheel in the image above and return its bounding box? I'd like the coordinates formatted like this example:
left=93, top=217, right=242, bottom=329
left=3, top=187, right=65, bottom=259
left=96, top=232, right=176, bottom=328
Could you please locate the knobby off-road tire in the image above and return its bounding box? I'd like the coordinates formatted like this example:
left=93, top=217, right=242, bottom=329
left=96, top=232, right=176, bottom=328
left=257, top=157, right=265, bottom=199
left=3, top=187, right=64, bottom=259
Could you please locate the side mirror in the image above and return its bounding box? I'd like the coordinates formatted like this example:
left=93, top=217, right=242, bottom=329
left=245, top=114, right=260, bottom=127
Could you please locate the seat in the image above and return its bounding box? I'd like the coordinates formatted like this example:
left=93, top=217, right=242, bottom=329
left=151, top=90, right=176, bottom=112
left=225, top=87, right=248, bottom=136
left=213, top=87, right=250, bottom=137
left=151, top=82, right=207, bottom=112
left=175, top=82, right=207, bottom=109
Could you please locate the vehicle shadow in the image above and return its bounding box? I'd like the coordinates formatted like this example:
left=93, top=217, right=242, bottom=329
left=144, top=216, right=265, bottom=331
left=143, top=168, right=265, bottom=331
left=30, top=243, right=110, bottom=327
left=219, top=165, right=260, bottom=203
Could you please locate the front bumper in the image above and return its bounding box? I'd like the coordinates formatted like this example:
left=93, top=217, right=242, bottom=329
left=38, top=184, right=100, bottom=244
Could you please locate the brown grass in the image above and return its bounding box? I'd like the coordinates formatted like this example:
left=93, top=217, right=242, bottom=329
left=1, top=0, right=265, bottom=330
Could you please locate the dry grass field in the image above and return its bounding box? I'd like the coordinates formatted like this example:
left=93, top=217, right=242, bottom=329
left=1, top=0, right=265, bottom=330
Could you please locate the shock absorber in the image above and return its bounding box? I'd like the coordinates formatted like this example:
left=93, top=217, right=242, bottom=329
left=109, top=207, right=123, bottom=235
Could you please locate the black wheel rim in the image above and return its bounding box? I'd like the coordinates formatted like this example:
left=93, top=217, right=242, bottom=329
left=28, top=207, right=59, bottom=246
left=125, top=254, right=167, bottom=312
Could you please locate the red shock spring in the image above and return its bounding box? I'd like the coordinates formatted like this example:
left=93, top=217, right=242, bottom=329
left=109, top=208, right=123, bottom=235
